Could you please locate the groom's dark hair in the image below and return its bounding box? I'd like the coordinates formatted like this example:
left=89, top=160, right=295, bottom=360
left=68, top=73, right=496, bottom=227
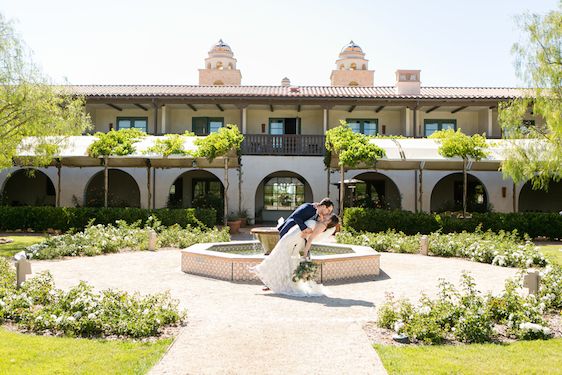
left=318, top=198, right=334, bottom=208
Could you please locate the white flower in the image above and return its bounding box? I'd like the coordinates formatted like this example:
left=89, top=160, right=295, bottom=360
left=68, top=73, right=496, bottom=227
left=87, top=313, right=96, bottom=319
left=67, top=316, right=75, bottom=322
left=419, top=305, right=431, bottom=315
left=393, top=320, right=404, bottom=333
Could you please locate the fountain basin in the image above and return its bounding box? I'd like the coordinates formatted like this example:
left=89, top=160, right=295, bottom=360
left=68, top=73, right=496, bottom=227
left=181, top=241, right=380, bottom=283
left=249, top=227, right=279, bottom=254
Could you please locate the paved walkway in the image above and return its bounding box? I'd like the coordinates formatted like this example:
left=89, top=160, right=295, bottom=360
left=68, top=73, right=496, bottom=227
left=31, top=250, right=518, bottom=375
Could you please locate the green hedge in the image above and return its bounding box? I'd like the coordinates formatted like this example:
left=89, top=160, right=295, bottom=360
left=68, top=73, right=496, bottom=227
left=343, top=208, right=562, bottom=240
left=0, top=206, right=216, bottom=232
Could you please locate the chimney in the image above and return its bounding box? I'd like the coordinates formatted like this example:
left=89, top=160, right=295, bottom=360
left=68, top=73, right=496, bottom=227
left=395, top=69, right=421, bottom=95
left=281, top=77, right=291, bottom=87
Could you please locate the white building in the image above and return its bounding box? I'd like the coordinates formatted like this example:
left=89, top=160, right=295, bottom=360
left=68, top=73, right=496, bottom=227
left=1, top=40, right=561, bottom=222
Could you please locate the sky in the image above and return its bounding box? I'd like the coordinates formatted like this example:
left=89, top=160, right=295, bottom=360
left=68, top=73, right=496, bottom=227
left=2, top=0, right=559, bottom=87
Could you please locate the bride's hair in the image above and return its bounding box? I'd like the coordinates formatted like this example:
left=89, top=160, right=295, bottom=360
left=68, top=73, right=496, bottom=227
left=324, top=214, right=339, bottom=230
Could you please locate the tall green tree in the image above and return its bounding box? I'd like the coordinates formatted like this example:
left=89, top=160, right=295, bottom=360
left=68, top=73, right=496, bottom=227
left=499, top=3, right=562, bottom=190
left=194, top=125, right=243, bottom=224
left=325, top=121, right=386, bottom=214
left=430, top=129, right=488, bottom=218
left=87, top=129, right=146, bottom=207
left=0, top=13, right=91, bottom=169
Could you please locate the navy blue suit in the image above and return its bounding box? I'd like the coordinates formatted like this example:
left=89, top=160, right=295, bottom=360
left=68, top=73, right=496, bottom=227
left=278, top=203, right=317, bottom=238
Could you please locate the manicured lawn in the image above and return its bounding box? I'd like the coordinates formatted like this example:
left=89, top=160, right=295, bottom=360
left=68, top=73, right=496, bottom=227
left=375, top=339, right=562, bottom=375
left=0, top=235, right=46, bottom=257
left=0, top=328, right=171, bottom=374
left=537, top=244, right=562, bottom=266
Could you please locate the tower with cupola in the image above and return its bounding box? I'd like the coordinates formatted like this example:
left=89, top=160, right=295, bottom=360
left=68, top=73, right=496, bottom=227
left=330, top=41, right=374, bottom=86
left=199, top=39, right=242, bottom=85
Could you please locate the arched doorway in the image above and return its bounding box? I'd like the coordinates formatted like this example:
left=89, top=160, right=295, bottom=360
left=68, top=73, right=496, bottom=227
left=168, top=170, right=224, bottom=221
left=519, top=180, right=562, bottom=212
left=430, top=173, right=489, bottom=213
left=254, top=171, right=313, bottom=223
left=348, top=172, right=401, bottom=209
left=1, top=169, right=56, bottom=206
left=84, top=169, right=140, bottom=207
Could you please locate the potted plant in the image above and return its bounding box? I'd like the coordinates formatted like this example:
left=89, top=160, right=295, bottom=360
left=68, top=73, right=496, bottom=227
left=226, top=214, right=242, bottom=234
left=237, top=210, right=249, bottom=227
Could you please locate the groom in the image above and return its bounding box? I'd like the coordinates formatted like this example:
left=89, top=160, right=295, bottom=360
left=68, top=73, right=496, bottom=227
left=277, top=198, right=334, bottom=239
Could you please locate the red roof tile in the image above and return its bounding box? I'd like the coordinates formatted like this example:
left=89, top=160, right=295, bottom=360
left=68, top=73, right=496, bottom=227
left=66, top=85, right=526, bottom=100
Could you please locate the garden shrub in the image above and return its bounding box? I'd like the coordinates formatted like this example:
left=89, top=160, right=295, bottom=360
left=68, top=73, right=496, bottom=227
left=377, top=272, right=560, bottom=344
left=539, top=265, right=562, bottom=310
left=0, top=206, right=216, bottom=232
left=0, top=271, right=185, bottom=338
left=343, top=208, right=562, bottom=240
left=337, top=228, right=546, bottom=268
left=25, top=218, right=230, bottom=260
left=158, top=225, right=230, bottom=248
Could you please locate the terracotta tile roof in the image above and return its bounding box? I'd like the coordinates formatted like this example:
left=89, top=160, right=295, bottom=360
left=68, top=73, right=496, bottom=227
left=66, top=85, right=526, bottom=100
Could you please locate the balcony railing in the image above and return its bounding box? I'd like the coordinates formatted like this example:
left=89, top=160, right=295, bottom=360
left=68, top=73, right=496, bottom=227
left=241, top=134, right=326, bottom=156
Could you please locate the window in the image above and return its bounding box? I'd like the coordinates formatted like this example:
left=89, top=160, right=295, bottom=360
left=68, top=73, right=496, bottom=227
left=192, top=117, right=224, bottom=136
left=424, top=119, right=456, bottom=137
left=268, top=118, right=300, bottom=135
left=346, top=119, right=378, bottom=135
left=264, top=177, right=305, bottom=211
left=502, top=119, right=536, bottom=138
left=117, top=117, right=148, bottom=132
left=192, top=179, right=223, bottom=201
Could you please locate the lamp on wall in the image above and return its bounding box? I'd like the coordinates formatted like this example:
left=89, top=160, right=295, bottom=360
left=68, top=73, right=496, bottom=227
left=502, top=186, right=507, bottom=198
left=261, top=123, right=266, bottom=133
left=192, top=159, right=197, bottom=168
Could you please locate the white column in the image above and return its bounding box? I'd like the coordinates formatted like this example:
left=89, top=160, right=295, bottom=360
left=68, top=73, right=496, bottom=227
left=161, top=105, right=167, bottom=134
left=242, top=107, right=247, bottom=134
left=487, top=108, right=493, bottom=137
left=323, top=108, right=328, bottom=133
left=405, top=108, right=412, bottom=137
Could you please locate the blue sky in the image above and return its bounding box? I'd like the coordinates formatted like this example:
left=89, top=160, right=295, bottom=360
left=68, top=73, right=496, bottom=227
left=2, top=0, right=559, bottom=87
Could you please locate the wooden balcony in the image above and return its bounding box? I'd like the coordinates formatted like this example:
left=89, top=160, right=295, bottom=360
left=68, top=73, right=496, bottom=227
left=241, top=134, right=326, bottom=156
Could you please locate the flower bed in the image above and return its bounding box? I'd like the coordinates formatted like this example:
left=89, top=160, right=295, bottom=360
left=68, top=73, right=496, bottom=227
left=0, top=259, right=185, bottom=338
left=376, top=271, right=562, bottom=345
left=337, top=228, right=547, bottom=268
left=25, top=218, right=230, bottom=260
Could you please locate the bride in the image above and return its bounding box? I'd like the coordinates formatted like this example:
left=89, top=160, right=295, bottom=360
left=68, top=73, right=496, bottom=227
left=251, top=214, right=339, bottom=297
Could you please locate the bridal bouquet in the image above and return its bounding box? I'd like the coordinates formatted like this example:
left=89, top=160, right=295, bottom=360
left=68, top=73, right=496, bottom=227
left=292, top=260, right=319, bottom=282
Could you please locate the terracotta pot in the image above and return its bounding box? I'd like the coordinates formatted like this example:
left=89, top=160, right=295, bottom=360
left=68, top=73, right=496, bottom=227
left=238, top=218, right=247, bottom=228
left=227, top=220, right=242, bottom=234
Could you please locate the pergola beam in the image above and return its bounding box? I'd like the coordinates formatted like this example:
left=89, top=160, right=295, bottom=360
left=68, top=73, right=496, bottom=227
left=216, top=104, right=224, bottom=112
left=106, top=103, right=122, bottom=111
left=269, top=104, right=274, bottom=112
left=425, top=106, right=440, bottom=113
left=375, top=105, right=385, bottom=113
left=134, top=103, right=148, bottom=111
left=187, top=104, right=198, bottom=111
left=451, top=106, right=467, bottom=114
left=297, top=104, right=301, bottom=112
left=348, top=105, right=356, bottom=113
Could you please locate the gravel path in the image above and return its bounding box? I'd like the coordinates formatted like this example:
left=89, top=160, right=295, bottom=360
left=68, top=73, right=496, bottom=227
left=31, top=250, right=519, bottom=375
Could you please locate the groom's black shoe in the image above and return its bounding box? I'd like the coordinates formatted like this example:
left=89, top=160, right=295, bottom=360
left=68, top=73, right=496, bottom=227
left=262, top=286, right=270, bottom=291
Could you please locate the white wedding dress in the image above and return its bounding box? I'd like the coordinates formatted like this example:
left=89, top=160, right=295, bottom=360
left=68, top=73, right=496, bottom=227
left=251, top=219, right=333, bottom=297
